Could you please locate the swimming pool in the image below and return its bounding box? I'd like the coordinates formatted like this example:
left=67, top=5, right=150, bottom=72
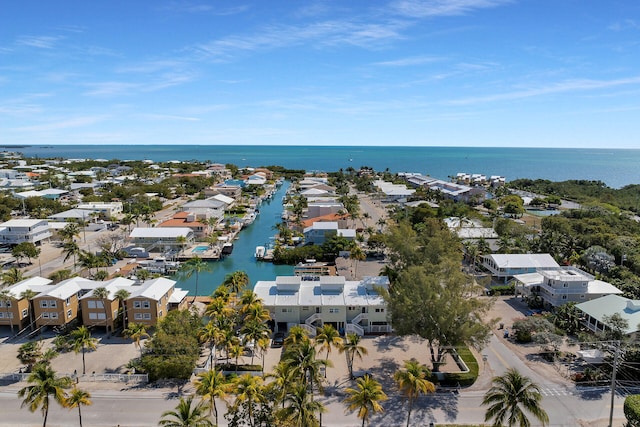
left=191, top=245, right=209, bottom=253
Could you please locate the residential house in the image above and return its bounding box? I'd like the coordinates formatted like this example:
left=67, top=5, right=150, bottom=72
left=0, top=219, right=51, bottom=245
left=125, top=278, right=188, bottom=327
left=181, top=198, right=227, bottom=221
left=79, top=277, right=135, bottom=332
left=158, top=212, right=207, bottom=238
left=303, top=222, right=355, bottom=245
left=576, top=295, right=640, bottom=338
left=76, top=202, right=124, bottom=218
left=129, top=227, right=194, bottom=251
left=514, top=267, right=622, bottom=308
left=253, top=275, right=391, bottom=337
left=0, top=277, right=52, bottom=330
left=32, top=277, right=98, bottom=329
left=482, top=253, right=559, bottom=283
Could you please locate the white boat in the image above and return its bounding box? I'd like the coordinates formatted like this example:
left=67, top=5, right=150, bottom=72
left=255, top=246, right=265, bottom=259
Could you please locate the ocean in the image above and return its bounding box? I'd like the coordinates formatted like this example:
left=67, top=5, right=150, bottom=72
left=7, top=145, right=640, bottom=188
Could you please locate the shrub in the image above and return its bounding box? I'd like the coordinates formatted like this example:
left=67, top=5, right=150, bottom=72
left=624, top=395, right=640, bottom=427
left=439, top=347, right=479, bottom=387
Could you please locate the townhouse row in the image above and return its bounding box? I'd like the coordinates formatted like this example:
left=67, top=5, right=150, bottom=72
left=0, top=276, right=187, bottom=333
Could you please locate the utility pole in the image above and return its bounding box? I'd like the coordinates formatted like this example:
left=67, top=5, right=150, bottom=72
left=609, top=340, right=621, bottom=427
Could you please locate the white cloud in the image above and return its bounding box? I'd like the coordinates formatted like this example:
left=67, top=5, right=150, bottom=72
left=11, top=116, right=107, bottom=132
left=83, top=82, right=141, bottom=97
left=16, top=35, right=63, bottom=49
left=374, top=55, right=445, bottom=66
left=447, top=76, right=640, bottom=105
left=390, top=0, right=512, bottom=18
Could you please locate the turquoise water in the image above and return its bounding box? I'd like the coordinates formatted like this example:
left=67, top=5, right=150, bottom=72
left=174, top=182, right=294, bottom=295
left=191, top=246, right=208, bottom=253
left=13, top=145, right=640, bottom=188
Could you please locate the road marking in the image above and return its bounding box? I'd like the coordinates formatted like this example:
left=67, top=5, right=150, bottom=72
left=488, top=343, right=510, bottom=370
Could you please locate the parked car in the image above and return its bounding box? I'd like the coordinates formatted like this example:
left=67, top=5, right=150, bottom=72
left=271, top=332, right=285, bottom=348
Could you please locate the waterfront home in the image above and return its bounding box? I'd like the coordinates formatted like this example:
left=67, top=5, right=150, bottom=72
left=158, top=212, right=207, bottom=238
left=125, top=278, right=188, bottom=327
left=303, top=221, right=355, bottom=245
left=482, top=253, right=559, bottom=283
left=79, top=277, right=135, bottom=332
left=181, top=198, right=227, bottom=221
left=32, top=277, right=99, bottom=329
left=514, top=266, right=622, bottom=308
left=403, top=174, right=486, bottom=203
left=253, top=275, right=391, bottom=337
left=0, top=277, right=52, bottom=331
left=0, top=219, right=52, bottom=245
left=576, top=294, right=640, bottom=338
left=306, top=202, right=345, bottom=219
left=14, top=188, right=69, bottom=200
left=204, top=184, right=241, bottom=199
left=129, top=227, right=194, bottom=251
left=372, top=180, right=416, bottom=202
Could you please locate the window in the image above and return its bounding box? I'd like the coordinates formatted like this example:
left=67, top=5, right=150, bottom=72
left=0, top=312, right=3, bottom=318
left=67, top=309, right=72, bottom=317
left=375, top=308, right=385, bottom=313
left=50, top=312, right=58, bottom=319
left=133, top=301, right=141, bottom=308
left=143, top=301, right=150, bottom=309
left=158, top=311, right=163, bottom=317
left=88, top=301, right=97, bottom=309
left=329, top=308, right=339, bottom=313
left=580, top=295, right=585, bottom=299
left=89, top=312, right=105, bottom=320
left=281, top=308, right=293, bottom=313
left=50, top=300, right=57, bottom=308
left=143, top=313, right=151, bottom=320
left=563, top=283, right=568, bottom=288
left=5, top=301, right=11, bottom=308
left=96, top=301, right=104, bottom=309
left=65, top=297, right=70, bottom=306
left=22, top=309, right=28, bottom=317
left=42, top=313, right=49, bottom=319
left=40, top=301, right=48, bottom=308
left=134, top=313, right=143, bottom=320
left=562, top=295, right=567, bottom=300
left=302, top=306, right=309, bottom=311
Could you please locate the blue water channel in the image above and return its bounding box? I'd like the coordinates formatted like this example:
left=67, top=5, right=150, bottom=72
left=174, top=181, right=294, bottom=296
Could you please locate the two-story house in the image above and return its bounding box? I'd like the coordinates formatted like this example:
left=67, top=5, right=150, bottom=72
left=0, top=219, right=51, bottom=245
left=254, top=275, right=390, bottom=337
left=79, top=277, right=135, bottom=333
left=0, top=276, right=52, bottom=331
left=125, top=278, right=187, bottom=327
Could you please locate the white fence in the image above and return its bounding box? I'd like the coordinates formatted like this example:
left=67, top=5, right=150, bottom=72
left=0, top=372, right=148, bottom=383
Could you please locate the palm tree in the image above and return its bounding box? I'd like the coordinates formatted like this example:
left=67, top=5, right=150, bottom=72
left=267, top=361, right=297, bottom=408
left=240, top=319, right=271, bottom=365
left=344, top=374, right=388, bottom=427
left=315, top=323, right=343, bottom=363
left=284, top=339, right=330, bottom=398
left=123, top=322, right=149, bottom=358
left=158, top=396, right=213, bottom=427
left=349, top=245, right=366, bottom=278
left=69, top=326, right=98, bottom=375
left=0, top=289, right=16, bottom=334
left=199, top=322, right=221, bottom=369
left=283, top=325, right=310, bottom=349
left=482, top=368, right=549, bottom=427
left=60, top=222, right=80, bottom=242
left=20, top=288, right=38, bottom=331
left=223, top=270, right=250, bottom=295
left=176, top=235, right=188, bottom=255
left=394, top=359, right=436, bottom=427
left=61, top=240, right=81, bottom=272
left=340, top=333, right=368, bottom=379
left=228, top=343, right=244, bottom=374
left=2, top=267, right=24, bottom=286
left=195, top=370, right=229, bottom=426
left=114, top=288, right=130, bottom=330
left=92, top=287, right=111, bottom=335
left=64, top=387, right=92, bottom=427
left=179, top=256, right=212, bottom=303
left=17, top=340, right=44, bottom=372
left=18, top=363, right=72, bottom=427
left=48, top=269, right=73, bottom=284
left=232, top=374, right=266, bottom=427
left=276, top=383, right=325, bottom=427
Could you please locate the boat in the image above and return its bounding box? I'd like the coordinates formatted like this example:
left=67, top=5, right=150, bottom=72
left=255, top=246, right=265, bottom=259
left=221, top=242, right=234, bottom=255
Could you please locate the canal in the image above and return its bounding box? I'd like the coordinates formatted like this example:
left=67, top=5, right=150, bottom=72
left=174, top=181, right=294, bottom=296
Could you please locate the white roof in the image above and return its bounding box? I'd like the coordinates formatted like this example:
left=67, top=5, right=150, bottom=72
left=587, top=280, right=623, bottom=295
left=304, top=222, right=338, bottom=233
left=253, top=276, right=389, bottom=308
left=35, top=277, right=98, bottom=300
left=1, top=219, right=48, bottom=227
left=485, top=254, right=559, bottom=269
left=577, top=295, right=640, bottom=335
left=169, top=287, right=188, bottom=304
left=130, top=227, right=192, bottom=238
left=210, top=194, right=234, bottom=205
left=513, top=272, right=544, bottom=286
left=79, top=277, right=136, bottom=300
left=129, top=277, right=176, bottom=301
left=6, top=276, right=53, bottom=298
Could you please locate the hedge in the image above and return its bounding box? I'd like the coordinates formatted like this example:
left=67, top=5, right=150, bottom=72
left=624, top=395, right=640, bottom=427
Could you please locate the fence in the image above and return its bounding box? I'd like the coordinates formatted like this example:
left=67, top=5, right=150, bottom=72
left=0, top=372, right=148, bottom=383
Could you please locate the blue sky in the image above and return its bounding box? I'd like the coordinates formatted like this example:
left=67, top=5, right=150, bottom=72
left=1, top=0, right=639, bottom=148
